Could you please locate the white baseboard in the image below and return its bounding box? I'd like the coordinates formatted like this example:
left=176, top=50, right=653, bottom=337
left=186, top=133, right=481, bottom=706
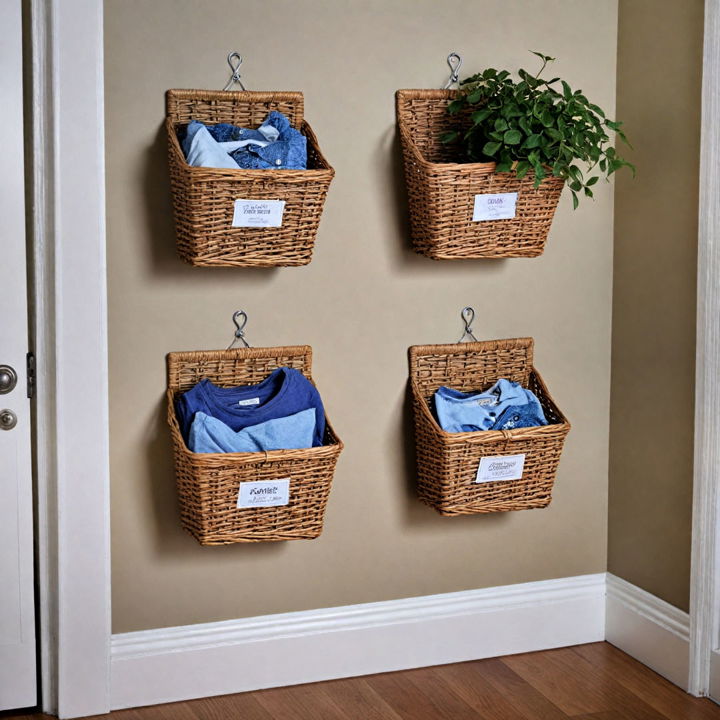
left=605, top=573, right=690, bottom=690
left=110, top=573, right=606, bottom=710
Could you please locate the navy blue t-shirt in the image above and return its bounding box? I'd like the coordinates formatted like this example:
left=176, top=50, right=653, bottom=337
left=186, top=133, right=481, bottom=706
left=175, top=367, right=326, bottom=448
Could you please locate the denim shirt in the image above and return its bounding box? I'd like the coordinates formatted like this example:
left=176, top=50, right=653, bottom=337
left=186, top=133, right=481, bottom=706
left=180, top=111, right=307, bottom=170
left=433, top=378, right=548, bottom=433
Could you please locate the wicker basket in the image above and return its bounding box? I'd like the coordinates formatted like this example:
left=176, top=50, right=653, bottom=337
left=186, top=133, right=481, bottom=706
left=166, top=90, right=334, bottom=267
left=409, top=338, right=570, bottom=515
left=396, top=89, right=565, bottom=259
left=167, top=346, right=343, bottom=545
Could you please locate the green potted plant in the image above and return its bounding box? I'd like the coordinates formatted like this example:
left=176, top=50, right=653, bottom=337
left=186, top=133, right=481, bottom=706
left=395, top=52, right=633, bottom=259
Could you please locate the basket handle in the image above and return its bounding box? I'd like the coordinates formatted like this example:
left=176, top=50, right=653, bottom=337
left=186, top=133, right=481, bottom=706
left=223, top=51, right=247, bottom=91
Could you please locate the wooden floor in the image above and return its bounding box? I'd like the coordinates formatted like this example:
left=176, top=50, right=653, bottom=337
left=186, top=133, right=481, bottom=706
left=7, top=643, right=720, bottom=719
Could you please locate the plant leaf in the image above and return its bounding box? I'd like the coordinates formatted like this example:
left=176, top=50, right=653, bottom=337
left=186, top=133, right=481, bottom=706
left=516, top=160, right=531, bottom=179
left=482, top=141, right=501, bottom=156
left=471, top=109, right=492, bottom=124
left=503, top=129, right=522, bottom=145
left=440, top=130, right=459, bottom=144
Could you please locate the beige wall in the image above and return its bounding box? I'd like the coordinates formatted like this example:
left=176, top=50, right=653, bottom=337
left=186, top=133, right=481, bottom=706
left=105, top=0, right=618, bottom=633
left=608, top=0, right=703, bottom=612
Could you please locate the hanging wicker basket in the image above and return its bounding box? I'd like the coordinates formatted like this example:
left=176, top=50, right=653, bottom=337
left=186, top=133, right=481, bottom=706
left=408, top=337, right=570, bottom=515
left=396, top=89, right=565, bottom=259
left=166, top=89, right=334, bottom=267
left=167, top=345, right=343, bottom=545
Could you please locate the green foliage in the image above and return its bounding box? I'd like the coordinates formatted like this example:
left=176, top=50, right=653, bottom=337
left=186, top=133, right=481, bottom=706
left=443, top=51, right=634, bottom=209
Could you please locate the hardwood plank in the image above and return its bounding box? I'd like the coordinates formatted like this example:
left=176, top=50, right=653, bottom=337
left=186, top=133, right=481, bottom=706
left=365, top=667, right=477, bottom=720
left=503, top=647, right=667, bottom=719
left=81, top=710, right=145, bottom=720
left=315, top=677, right=404, bottom=720
left=432, top=661, right=563, bottom=720
left=574, top=642, right=720, bottom=720
left=185, top=691, right=275, bottom=720
left=255, top=682, right=350, bottom=720
left=473, top=658, right=570, bottom=720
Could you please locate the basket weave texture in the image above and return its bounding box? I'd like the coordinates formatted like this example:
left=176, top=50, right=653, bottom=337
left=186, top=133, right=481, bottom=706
left=167, top=346, right=343, bottom=545
left=166, top=90, right=334, bottom=267
left=409, top=338, right=570, bottom=515
left=396, top=89, right=565, bottom=259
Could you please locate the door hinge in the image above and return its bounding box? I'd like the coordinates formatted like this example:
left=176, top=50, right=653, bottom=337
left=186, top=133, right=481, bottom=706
left=27, top=352, right=35, bottom=399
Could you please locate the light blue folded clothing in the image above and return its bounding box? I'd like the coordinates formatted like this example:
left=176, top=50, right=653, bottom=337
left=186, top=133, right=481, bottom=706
left=181, top=121, right=240, bottom=170
left=188, top=408, right=316, bottom=454
left=433, top=378, right=547, bottom=433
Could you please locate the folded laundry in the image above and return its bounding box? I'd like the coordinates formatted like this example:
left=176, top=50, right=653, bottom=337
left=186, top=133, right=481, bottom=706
left=179, top=111, right=307, bottom=170
left=188, top=408, right=316, bottom=454
left=175, top=366, right=325, bottom=449
left=433, top=378, right=548, bottom=433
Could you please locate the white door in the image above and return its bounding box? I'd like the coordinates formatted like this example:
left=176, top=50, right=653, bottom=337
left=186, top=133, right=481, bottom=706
left=0, top=0, right=37, bottom=710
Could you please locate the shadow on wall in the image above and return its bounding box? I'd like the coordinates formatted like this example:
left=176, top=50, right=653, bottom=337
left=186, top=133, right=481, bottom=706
left=141, top=123, right=278, bottom=286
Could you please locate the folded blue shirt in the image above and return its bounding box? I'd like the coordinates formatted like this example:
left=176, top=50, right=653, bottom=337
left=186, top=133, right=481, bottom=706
left=433, top=378, right=547, bottom=433
left=188, top=408, right=316, bottom=454
left=175, top=367, right=325, bottom=448
left=179, top=111, right=307, bottom=170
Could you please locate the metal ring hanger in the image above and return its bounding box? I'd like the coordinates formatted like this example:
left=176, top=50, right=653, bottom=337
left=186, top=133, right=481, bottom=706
left=227, top=310, right=252, bottom=349
left=457, top=306, right=479, bottom=343
left=223, top=52, right=247, bottom=91
left=443, top=52, right=463, bottom=89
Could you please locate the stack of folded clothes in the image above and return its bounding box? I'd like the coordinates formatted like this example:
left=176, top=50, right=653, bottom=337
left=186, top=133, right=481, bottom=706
left=175, top=367, right=325, bottom=453
left=433, top=378, right=548, bottom=433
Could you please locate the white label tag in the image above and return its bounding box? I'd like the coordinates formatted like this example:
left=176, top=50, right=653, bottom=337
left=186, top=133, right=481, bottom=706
left=237, top=479, right=290, bottom=508
left=475, top=454, right=526, bottom=483
left=232, top=199, right=286, bottom=227
left=237, top=397, right=261, bottom=407
left=472, top=192, right=518, bottom=221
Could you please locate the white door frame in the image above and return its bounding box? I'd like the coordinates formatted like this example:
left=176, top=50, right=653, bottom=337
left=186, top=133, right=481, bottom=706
left=24, top=0, right=719, bottom=714
left=29, top=0, right=111, bottom=716
left=689, top=0, right=720, bottom=699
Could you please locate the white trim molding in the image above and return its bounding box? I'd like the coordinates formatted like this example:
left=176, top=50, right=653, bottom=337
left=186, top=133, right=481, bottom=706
left=110, top=574, right=605, bottom=710
left=29, top=0, right=111, bottom=717
left=689, top=0, right=720, bottom=699
left=606, top=574, right=690, bottom=691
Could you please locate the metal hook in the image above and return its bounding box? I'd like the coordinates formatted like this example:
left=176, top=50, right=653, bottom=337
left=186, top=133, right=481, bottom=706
left=223, top=52, right=246, bottom=91
left=443, top=52, right=463, bottom=90
left=227, top=309, right=252, bottom=349
left=457, top=306, right=479, bottom=343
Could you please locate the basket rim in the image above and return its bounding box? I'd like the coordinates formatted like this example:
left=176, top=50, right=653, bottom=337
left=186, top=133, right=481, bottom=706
left=408, top=338, right=535, bottom=371
left=166, top=88, right=305, bottom=121
left=166, top=117, right=335, bottom=179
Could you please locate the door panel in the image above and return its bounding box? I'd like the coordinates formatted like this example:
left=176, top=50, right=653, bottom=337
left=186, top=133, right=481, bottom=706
left=0, top=0, right=37, bottom=710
